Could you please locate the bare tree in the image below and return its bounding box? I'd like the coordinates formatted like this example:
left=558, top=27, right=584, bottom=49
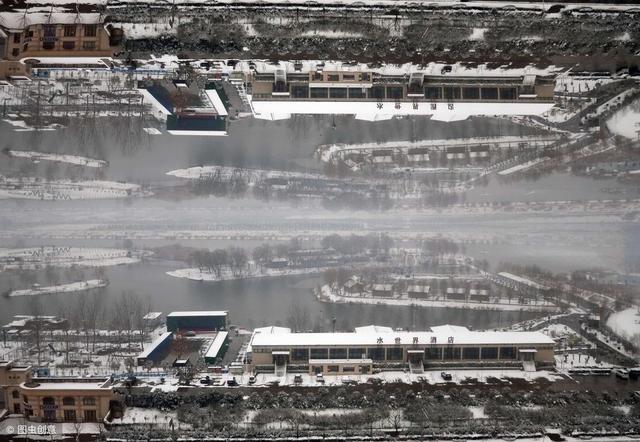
left=28, top=297, right=44, bottom=365
left=286, top=300, right=310, bottom=332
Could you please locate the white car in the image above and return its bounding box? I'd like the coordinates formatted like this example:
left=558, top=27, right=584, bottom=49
left=613, top=368, right=629, bottom=380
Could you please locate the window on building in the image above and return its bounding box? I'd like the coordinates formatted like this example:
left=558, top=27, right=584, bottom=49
left=342, top=74, right=355, bottom=81
left=63, top=25, right=76, bottom=37
left=369, top=86, right=385, bottom=99
left=348, top=348, right=366, bottom=359
left=43, top=42, right=55, bottom=50
left=425, top=87, right=442, bottom=100
left=13, top=404, right=21, bottom=414
left=11, top=390, right=19, bottom=399
left=425, top=347, right=441, bottom=359
left=13, top=33, right=21, bottom=43
left=23, top=396, right=28, bottom=403
left=62, top=41, right=75, bottom=50
left=327, top=74, right=339, bottom=82
left=62, top=397, right=75, bottom=406
left=342, top=366, right=355, bottom=372
left=23, top=43, right=28, bottom=51
left=83, top=397, right=96, bottom=406
left=43, top=397, right=55, bottom=405
left=500, top=347, right=516, bottom=359
left=291, top=348, right=309, bottom=361
left=443, top=347, right=461, bottom=360
left=43, top=25, right=56, bottom=37
left=327, top=365, right=339, bottom=372
left=11, top=48, right=19, bottom=57
left=443, top=86, right=461, bottom=100
left=500, top=87, right=516, bottom=100
left=462, top=87, right=480, bottom=100
left=348, top=88, right=365, bottom=99
left=84, top=410, right=97, bottom=422
left=386, top=347, right=403, bottom=361
left=310, top=88, right=328, bottom=99
left=329, top=88, right=347, bottom=99
left=481, top=347, right=498, bottom=359
left=361, top=73, right=371, bottom=81
left=291, top=85, right=308, bottom=98
left=313, top=72, right=323, bottom=81
left=329, top=348, right=347, bottom=359
left=84, top=24, right=97, bottom=37
left=309, top=348, right=328, bottom=359
left=82, top=41, right=96, bottom=50
left=367, top=347, right=385, bottom=361
left=63, top=409, right=77, bottom=422
left=462, top=347, right=480, bottom=359
left=386, top=86, right=403, bottom=99
left=481, top=87, right=498, bottom=100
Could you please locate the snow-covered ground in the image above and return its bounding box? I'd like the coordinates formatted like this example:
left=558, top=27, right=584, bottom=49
left=110, top=407, right=182, bottom=427
left=5, top=150, right=108, bottom=168
left=0, top=247, right=142, bottom=271
left=606, top=99, right=640, bottom=139
left=497, top=157, right=548, bottom=176
left=233, top=367, right=562, bottom=388
left=0, top=175, right=150, bottom=200
left=167, top=265, right=328, bottom=282
left=468, top=28, right=487, bottom=41
left=119, top=22, right=178, bottom=39
left=167, top=165, right=324, bottom=182
left=319, top=285, right=560, bottom=313
left=6, top=279, right=107, bottom=297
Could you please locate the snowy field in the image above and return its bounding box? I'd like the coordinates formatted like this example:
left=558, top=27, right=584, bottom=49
left=167, top=165, right=325, bottom=183
left=5, top=150, right=108, bottom=168
left=0, top=247, right=141, bottom=271
left=6, top=279, right=107, bottom=297
left=498, top=157, right=548, bottom=176
left=167, top=265, right=327, bottom=282
left=196, top=368, right=563, bottom=389
left=0, top=175, right=150, bottom=200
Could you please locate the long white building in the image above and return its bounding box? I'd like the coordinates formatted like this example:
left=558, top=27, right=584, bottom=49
left=246, top=324, right=555, bottom=375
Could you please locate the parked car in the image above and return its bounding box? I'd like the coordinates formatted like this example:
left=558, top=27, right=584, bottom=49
left=248, top=375, right=256, bottom=385
left=184, top=330, right=196, bottom=337
left=267, top=380, right=280, bottom=387
left=367, top=377, right=383, bottom=385
left=441, top=372, right=453, bottom=381
left=316, top=373, right=325, bottom=384
left=440, top=65, right=453, bottom=74
left=199, top=376, right=211, bottom=385
left=342, top=377, right=357, bottom=386
left=227, top=377, right=239, bottom=387
left=293, top=374, right=303, bottom=385
left=614, top=368, right=629, bottom=380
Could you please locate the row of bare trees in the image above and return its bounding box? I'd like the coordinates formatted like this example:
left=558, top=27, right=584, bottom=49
left=23, top=290, right=152, bottom=368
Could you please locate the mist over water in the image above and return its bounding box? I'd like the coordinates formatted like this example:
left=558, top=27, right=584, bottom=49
left=0, top=112, right=636, bottom=330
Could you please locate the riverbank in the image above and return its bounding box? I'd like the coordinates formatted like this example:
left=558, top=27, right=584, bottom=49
left=317, top=285, right=561, bottom=313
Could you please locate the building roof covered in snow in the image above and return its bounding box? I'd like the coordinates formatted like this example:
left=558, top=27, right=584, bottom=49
left=354, top=325, right=394, bottom=334
left=249, top=324, right=554, bottom=347
left=0, top=12, right=105, bottom=33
